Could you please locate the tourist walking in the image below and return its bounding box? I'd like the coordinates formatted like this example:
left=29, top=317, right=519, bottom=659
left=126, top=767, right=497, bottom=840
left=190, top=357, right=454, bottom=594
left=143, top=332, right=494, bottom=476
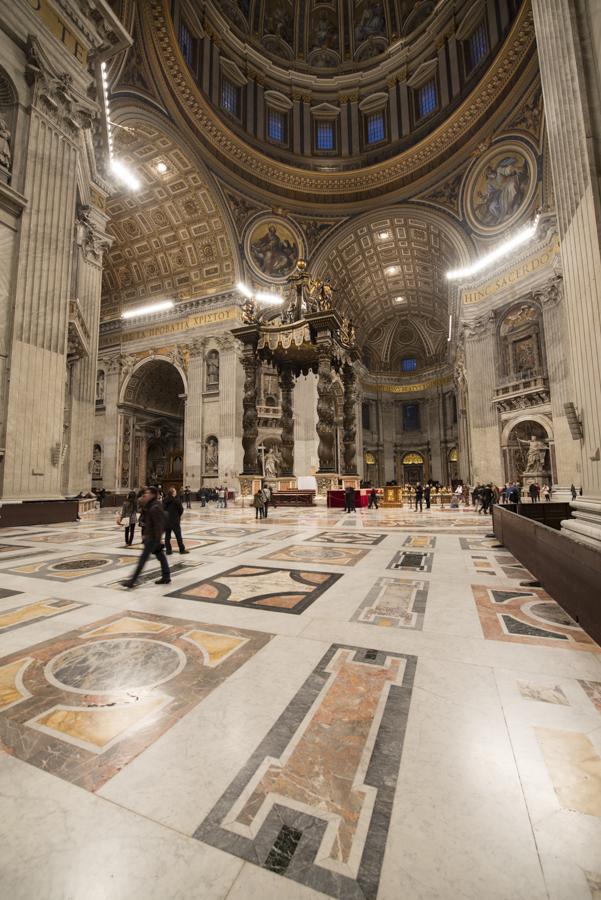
left=262, top=484, right=272, bottom=518
left=183, top=485, right=192, bottom=509
left=253, top=489, right=265, bottom=519
left=119, top=491, right=138, bottom=546
left=163, top=487, right=189, bottom=555
left=415, top=482, right=423, bottom=512
left=424, top=483, right=431, bottom=510
left=570, top=483, right=577, bottom=500
left=542, top=484, right=550, bottom=501
left=368, top=487, right=379, bottom=509
left=344, top=485, right=356, bottom=513
left=122, top=486, right=171, bottom=588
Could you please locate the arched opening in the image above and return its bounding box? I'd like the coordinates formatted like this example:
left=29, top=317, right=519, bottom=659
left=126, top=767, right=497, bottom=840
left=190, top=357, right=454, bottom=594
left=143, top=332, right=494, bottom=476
left=121, top=359, right=186, bottom=491
left=503, top=419, right=553, bottom=486
left=401, top=451, right=425, bottom=486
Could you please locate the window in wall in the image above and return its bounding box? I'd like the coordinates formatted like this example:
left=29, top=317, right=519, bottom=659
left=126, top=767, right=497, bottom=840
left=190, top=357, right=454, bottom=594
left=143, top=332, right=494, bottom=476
left=403, top=403, right=420, bottom=431
left=401, top=357, right=417, bottom=372
left=316, top=120, right=335, bottom=151
left=417, top=79, right=437, bottom=120
left=467, top=20, right=489, bottom=72
left=267, top=108, right=287, bottom=144
left=221, top=77, right=240, bottom=118
left=366, top=111, right=385, bottom=145
left=178, top=20, right=195, bottom=69
left=362, top=401, right=371, bottom=431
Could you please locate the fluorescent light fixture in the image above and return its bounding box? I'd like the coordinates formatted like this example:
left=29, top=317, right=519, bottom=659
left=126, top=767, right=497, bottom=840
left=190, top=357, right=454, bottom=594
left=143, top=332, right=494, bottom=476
left=122, top=300, right=174, bottom=319
left=236, top=281, right=254, bottom=299
left=448, top=314, right=453, bottom=342
left=156, top=161, right=168, bottom=174
left=446, top=215, right=540, bottom=281
left=378, top=231, right=391, bottom=240
left=394, top=295, right=406, bottom=304
left=385, top=265, right=400, bottom=276
left=255, top=291, right=283, bottom=304
left=110, top=158, right=141, bottom=191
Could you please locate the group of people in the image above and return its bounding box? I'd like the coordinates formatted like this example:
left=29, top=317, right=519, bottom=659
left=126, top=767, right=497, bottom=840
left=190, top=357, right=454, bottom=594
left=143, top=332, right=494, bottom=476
left=119, top=485, right=190, bottom=589
left=252, top=484, right=275, bottom=518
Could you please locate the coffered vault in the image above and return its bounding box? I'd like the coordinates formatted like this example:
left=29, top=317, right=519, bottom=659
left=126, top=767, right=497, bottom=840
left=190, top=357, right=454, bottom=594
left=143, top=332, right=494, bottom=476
left=312, top=208, right=473, bottom=370
left=101, top=118, right=237, bottom=320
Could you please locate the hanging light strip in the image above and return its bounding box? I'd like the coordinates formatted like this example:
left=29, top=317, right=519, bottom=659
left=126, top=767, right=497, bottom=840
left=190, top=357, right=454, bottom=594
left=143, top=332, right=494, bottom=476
left=446, top=215, right=540, bottom=281
left=100, top=61, right=140, bottom=191
left=236, top=283, right=283, bottom=305
left=121, top=300, right=175, bottom=320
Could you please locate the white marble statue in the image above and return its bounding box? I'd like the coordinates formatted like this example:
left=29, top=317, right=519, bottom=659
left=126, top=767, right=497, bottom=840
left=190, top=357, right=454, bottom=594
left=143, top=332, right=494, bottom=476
left=518, top=434, right=549, bottom=472
left=0, top=116, right=11, bottom=172
left=264, top=447, right=279, bottom=479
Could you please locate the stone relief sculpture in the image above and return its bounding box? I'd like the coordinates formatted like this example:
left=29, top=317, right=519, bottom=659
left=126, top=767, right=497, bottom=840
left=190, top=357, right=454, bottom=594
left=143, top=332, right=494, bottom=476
left=92, top=444, right=102, bottom=479
left=0, top=115, right=11, bottom=174
left=205, top=436, right=219, bottom=473
left=206, top=350, right=220, bottom=390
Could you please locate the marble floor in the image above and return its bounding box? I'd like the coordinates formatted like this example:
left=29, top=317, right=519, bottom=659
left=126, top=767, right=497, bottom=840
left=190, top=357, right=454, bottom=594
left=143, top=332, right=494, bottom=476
left=0, top=503, right=600, bottom=900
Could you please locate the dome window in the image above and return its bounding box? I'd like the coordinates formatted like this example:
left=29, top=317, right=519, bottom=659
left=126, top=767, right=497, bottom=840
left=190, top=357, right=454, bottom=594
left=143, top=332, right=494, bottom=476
left=316, top=120, right=335, bottom=152
left=267, top=108, right=287, bottom=144
left=366, top=111, right=386, bottom=145
left=467, top=20, right=489, bottom=73
left=417, top=79, right=437, bottom=120
left=221, top=76, right=240, bottom=119
left=401, top=357, right=417, bottom=372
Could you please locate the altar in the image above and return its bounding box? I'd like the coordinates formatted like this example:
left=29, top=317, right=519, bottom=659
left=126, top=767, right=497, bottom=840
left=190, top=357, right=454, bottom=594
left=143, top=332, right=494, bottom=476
left=273, top=490, right=315, bottom=507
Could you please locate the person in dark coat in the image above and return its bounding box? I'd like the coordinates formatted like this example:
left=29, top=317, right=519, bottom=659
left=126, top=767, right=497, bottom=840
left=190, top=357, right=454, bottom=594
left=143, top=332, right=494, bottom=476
left=344, top=485, right=356, bottom=513
left=368, top=488, right=378, bottom=509
left=424, top=484, right=431, bottom=510
left=122, top=486, right=171, bottom=587
left=415, top=482, right=423, bottom=512
left=120, top=491, right=138, bottom=546
left=163, top=487, right=189, bottom=555
left=183, top=485, right=192, bottom=509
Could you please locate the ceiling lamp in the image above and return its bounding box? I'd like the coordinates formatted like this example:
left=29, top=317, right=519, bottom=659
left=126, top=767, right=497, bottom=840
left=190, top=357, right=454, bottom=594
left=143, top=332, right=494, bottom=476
left=101, top=61, right=140, bottom=192
left=377, top=231, right=391, bottom=241
left=236, top=283, right=283, bottom=305
left=156, top=161, right=168, bottom=174
left=446, top=215, right=540, bottom=281
left=110, top=158, right=141, bottom=191
left=394, top=295, right=406, bottom=304
left=122, top=300, right=174, bottom=319
left=385, top=265, right=400, bottom=276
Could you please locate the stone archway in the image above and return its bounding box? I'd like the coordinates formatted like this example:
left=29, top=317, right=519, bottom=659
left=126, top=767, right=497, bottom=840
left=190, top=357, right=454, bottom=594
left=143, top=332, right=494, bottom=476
left=502, top=417, right=554, bottom=486
left=119, top=359, right=186, bottom=491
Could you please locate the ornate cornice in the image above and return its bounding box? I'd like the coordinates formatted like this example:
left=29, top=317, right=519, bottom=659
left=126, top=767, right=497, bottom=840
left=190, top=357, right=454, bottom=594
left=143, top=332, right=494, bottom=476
left=142, top=0, right=536, bottom=204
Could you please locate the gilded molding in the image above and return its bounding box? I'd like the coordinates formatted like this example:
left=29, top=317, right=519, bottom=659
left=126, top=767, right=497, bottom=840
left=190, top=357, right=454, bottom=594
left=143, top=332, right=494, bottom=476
left=142, top=0, right=536, bottom=202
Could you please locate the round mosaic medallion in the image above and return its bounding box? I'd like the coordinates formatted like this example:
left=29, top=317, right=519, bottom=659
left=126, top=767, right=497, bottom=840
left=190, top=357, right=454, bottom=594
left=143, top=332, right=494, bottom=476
left=464, top=141, right=538, bottom=236
left=244, top=215, right=303, bottom=282
left=528, top=601, right=577, bottom=629
left=52, top=558, right=108, bottom=571
left=45, top=638, right=186, bottom=695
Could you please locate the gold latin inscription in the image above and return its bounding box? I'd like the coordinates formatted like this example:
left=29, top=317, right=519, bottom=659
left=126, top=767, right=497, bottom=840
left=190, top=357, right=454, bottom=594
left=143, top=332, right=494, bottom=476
left=99, top=307, right=241, bottom=349
left=27, top=0, right=88, bottom=64
left=462, top=237, right=561, bottom=305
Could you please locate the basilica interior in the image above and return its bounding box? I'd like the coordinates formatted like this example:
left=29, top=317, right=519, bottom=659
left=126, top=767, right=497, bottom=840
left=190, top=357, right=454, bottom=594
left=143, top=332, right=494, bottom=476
left=0, top=2, right=601, bottom=898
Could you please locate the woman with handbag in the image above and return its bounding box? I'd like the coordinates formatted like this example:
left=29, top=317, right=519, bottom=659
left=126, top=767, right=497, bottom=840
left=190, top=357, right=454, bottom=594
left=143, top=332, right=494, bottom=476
left=119, top=491, right=138, bottom=546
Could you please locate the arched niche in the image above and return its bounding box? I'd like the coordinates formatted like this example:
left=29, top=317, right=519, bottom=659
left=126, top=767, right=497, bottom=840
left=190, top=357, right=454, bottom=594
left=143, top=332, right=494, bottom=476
left=497, top=301, right=546, bottom=381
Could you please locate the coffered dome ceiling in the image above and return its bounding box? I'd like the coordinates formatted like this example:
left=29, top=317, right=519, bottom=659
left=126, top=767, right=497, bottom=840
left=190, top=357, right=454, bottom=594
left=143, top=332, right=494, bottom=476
left=211, top=0, right=436, bottom=69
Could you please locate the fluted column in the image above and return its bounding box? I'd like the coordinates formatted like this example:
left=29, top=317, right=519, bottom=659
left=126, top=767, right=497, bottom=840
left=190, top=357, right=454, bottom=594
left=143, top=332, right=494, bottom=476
left=278, top=365, right=295, bottom=475
left=342, top=364, right=358, bottom=475
left=316, top=344, right=335, bottom=473
left=99, top=357, right=121, bottom=491
left=241, top=344, right=260, bottom=474
left=532, top=0, right=601, bottom=508
left=184, top=338, right=205, bottom=490
left=217, top=335, right=239, bottom=484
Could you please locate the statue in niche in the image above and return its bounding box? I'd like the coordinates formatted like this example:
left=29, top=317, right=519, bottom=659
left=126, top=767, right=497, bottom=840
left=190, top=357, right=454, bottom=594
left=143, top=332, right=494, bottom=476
left=92, top=444, right=102, bottom=480
left=264, top=446, right=280, bottom=479
left=96, top=370, right=105, bottom=402
left=206, top=351, right=219, bottom=390
left=0, top=115, right=11, bottom=174
left=518, top=434, right=549, bottom=473
left=205, top=437, right=218, bottom=473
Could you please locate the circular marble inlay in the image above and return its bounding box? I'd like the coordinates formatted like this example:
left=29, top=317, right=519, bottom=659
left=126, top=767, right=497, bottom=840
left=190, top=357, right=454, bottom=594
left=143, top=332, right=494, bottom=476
left=528, top=601, right=577, bottom=628
left=52, top=558, right=108, bottom=571
left=45, top=638, right=186, bottom=695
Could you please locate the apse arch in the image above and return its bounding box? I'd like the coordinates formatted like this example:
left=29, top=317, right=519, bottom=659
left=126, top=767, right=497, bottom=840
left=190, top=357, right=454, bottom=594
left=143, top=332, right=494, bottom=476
left=120, top=356, right=188, bottom=406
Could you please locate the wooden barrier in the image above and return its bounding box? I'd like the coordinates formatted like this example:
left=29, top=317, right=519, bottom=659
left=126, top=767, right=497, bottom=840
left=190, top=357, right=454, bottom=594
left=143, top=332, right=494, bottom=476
left=492, top=505, right=601, bottom=645
left=0, top=500, right=80, bottom=528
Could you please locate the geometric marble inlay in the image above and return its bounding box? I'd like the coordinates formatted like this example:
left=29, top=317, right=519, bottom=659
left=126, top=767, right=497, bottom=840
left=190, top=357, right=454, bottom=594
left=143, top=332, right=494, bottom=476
left=307, top=531, right=387, bottom=546
left=403, top=535, right=436, bottom=549
left=0, top=611, right=272, bottom=790
left=261, top=545, right=369, bottom=567
left=578, top=680, right=601, bottom=715
left=167, top=566, right=341, bottom=614
left=351, top=577, right=428, bottom=629
left=387, top=551, right=433, bottom=572
left=0, top=598, right=84, bottom=634
left=471, top=585, right=600, bottom=650
left=4, top=553, right=136, bottom=581
left=195, top=644, right=417, bottom=900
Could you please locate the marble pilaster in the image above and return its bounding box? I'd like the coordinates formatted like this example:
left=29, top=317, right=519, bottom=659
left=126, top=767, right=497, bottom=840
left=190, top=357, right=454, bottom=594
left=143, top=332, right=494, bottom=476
left=183, top=339, right=205, bottom=490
